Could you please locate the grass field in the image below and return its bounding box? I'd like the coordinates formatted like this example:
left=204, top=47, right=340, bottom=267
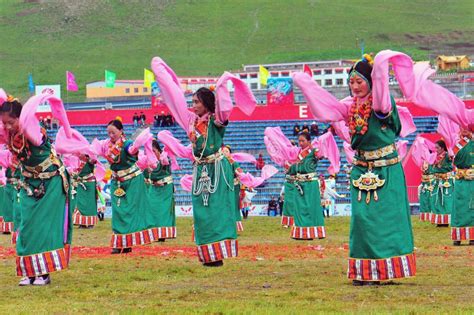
left=0, top=216, right=473, bottom=313
left=0, top=0, right=473, bottom=101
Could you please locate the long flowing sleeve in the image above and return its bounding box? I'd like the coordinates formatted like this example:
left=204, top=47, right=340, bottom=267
left=215, top=72, right=257, bottom=124
left=264, top=127, right=299, bottom=167
left=55, top=127, right=97, bottom=159
left=343, top=142, right=355, bottom=164
left=412, top=136, right=436, bottom=167
left=151, top=57, right=195, bottom=132
left=396, top=140, right=409, bottom=160
left=0, top=149, right=12, bottom=168
left=437, top=115, right=460, bottom=154
left=20, top=92, right=72, bottom=146
left=237, top=165, right=279, bottom=188
left=292, top=72, right=350, bottom=122
left=312, top=131, right=341, bottom=175
left=91, top=138, right=109, bottom=159
left=396, top=106, right=417, bottom=137
left=231, top=152, right=257, bottom=165
left=128, top=128, right=153, bottom=155
left=180, top=174, right=193, bottom=192
left=157, top=130, right=194, bottom=161
left=375, top=50, right=470, bottom=129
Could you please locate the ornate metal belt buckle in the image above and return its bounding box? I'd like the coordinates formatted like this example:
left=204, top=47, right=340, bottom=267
left=352, top=171, right=385, bottom=204
left=114, top=187, right=126, bottom=197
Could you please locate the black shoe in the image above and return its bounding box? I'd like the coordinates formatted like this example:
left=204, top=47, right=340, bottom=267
left=365, top=281, right=380, bottom=286
left=203, top=260, right=223, bottom=267
left=3, top=231, right=11, bottom=235
left=352, top=280, right=364, bottom=286
left=157, top=238, right=166, bottom=242
left=98, top=213, right=105, bottom=221
left=469, top=240, right=474, bottom=246
left=122, top=248, right=132, bottom=254
left=111, top=248, right=122, bottom=254
left=453, top=241, right=461, bottom=246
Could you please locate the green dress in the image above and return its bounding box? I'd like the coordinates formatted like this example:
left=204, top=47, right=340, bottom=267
left=230, top=160, right=244, bottom=232
left=191, top=116, right=237, bottom=263
left=429, top=154, right=454, bottom=225
left=286, top=148, right=325, bottom=240
left=419, top=167, right=435, bottom=222
left=14, top=133, right=72, bottom=277
left=143, top=158, right=176, bottom=239
left=109, top=139, right=158, bottom=249
left=71, top=161, right=98, bottom=227
left=451, top=140, right=473, bottom=241
left=347, top=98, right=415, bottom=282
left=2, top=167, right=18, bottom=234
left=281, top=180, right=295, bottom=227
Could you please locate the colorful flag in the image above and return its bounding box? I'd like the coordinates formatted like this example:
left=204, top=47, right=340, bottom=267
left=105, top=70, right=116, bottom=88
left=66, top=71, right=78, bottom=92
left=28, top=74, right=35, bottom=93
left=259, top=65, right=269, bottom=86
left=303, top=64, right=313, bottom=77
left=144, top=68, right=155, bottom=88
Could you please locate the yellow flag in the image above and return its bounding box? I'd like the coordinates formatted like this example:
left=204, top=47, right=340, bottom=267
left=144, top=68, right=155, bottom=88
left=259, top=65, right=269, bottom=86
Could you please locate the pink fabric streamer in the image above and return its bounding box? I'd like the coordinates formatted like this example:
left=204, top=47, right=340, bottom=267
left=238, top=165, right=279, bottom=188
left=136, top=150, right=149, bottom=170
left=264, top=136, right=286, bottom=167
left=231, top=152, right=257, bottom=164
left=62, top=154, right=80, bottom=173
left=0, top=167, right=6, bottom=186
left=343, top=142, right=355, bottom=164
left=411, top=136, right=436, bottom=167
left=331, top=121, right=351, bottom=143
left=0, top=149, right=12, bottom=168
left=20, top=92, right=71, bottom=146
left=396, top=106, right=417, bottom=137
left=396, top=140, right=409, bottom=160
left=157, top=130, right=194, bottom=161
left=91, top=138, right=108, bottom=158
left=55, top=127, right=96, bottom=158
left=375, top=50, right=470, bottom=129
left=128, top=128, right=153, bottom=155
left=263, top=127, right=299, bottom=165
left=180, top=174, right=193, bottom=192
left=437, top=115, right=460, bottom=155
left=313, top=131, right=341, bottom=175
left=215, top=72, right=257, bottom=123
left=94, top=161, right=106, bottom=182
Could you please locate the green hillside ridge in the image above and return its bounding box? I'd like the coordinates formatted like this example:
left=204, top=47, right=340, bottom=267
left=0, top=0, right=473, bottom=102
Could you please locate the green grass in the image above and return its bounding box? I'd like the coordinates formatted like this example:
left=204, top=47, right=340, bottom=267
left=0, top=0, right=473, bottom=102
left=0, top=216, right=473, bottom=313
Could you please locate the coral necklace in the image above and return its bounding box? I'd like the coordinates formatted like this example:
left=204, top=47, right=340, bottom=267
left=348, top=96, right=372, bottom=136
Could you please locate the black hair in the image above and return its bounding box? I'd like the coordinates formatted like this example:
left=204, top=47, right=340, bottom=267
left=1, top=99, right=22, bottom=118
left=436, top=140, right=447, bottom=152
left=298, top=131, right=311, bottom=141
left=152, top=139, right=162, bottom=153
left=194, top=87, right=215, bottom=113
left=107, top=119, right=123, bottom=131
left=348, top=59, right=373, bottom=93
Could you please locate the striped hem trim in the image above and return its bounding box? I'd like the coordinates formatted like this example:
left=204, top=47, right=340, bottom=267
left=431, top=213, right=450, bottom=225
left=281, top=216, right=294, bottom=227
left=197, top=239, right=238, bottom=263
left=73, top=210, right=98, bottom=227
left=291, top=226, right=326, bottom=239
left=236, top=221, right=244, bottom=232
left=1, top=221, right=13, bottom=233
left=16, top=245, right=71, bottom=277
left=0, top=216, right=3, bottom=223
left=419, top=212, right=430, bottom=222
left=111, top=227, right=164, bottom=249
left=155, top=226, right=177, bottom=239
left=348, top=252, right=416, bottom=281
left=11, top=231, right=18, bottom=245
left=451, top=227, right=474, bottom=241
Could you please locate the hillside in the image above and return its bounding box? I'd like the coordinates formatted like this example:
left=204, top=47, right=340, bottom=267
left=0, top=0, right=473, bottom=101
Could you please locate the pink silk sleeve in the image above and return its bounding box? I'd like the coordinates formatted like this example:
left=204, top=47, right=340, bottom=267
left=180, top=174, right=193, bottom=192
left=412, top=136, right=437, bottom=167
left=376, top=50, right=470, bottom=129
left=264, top=136, right=286, bottom=167
left=151, top=57, right=195, bottom=132
left=437, top=115, right=460, bottom=154
left=237, top=165, right=278, bottom=188
left=396, top=106, right=417, bottom=137
left=264, top=127, right=299, bottom=166
left=55, top=127, right=96, bottom=159
left=128, top=128, right=153, bottom=155
left=91, top=138, right=109, bottom=159
left=231, top=152, right=257, bottom=165
left=215, top=72, right=257, bottom=124
left=292, top=72, right=349, bottom=122
left=0, top=149, right=12, bottom=168
left=157, top=130, right=194, bottom=161
left=20, top=92, right=72, bottom=146
left=396, top=140, right=408, bottom=160
left=159, top=151, right=170, bottom=166
left=94, top=161, right=106, bottom=182
left=331, top=121, right=351, bottom=143
left=343, top=142, right=355, bottom=164
left=313, top=131, right=340, bottom=175
left=143, top=140, right=158, bottom=169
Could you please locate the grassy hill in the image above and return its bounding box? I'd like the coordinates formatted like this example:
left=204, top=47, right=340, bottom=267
left=0, top=0, right=473, bottom=101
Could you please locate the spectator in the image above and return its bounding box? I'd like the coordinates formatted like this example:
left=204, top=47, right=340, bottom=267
left=140, top=112, right=146, bottom=126
left=310, top=121, right=319, bottom=136
left=278, top=194, right=284, bottom=216
left=51, top=118, right=59, bottom=130
left=46, top=116, right=52, bottom=130
left=133, top=112, right=139, bottom=127
left=158, top=111, right=165, bottom=127
left=293, top=123, right=300, bottom=136
left=301, top=123, right=309, bottom=133
left=256, top=153, right=265, bottom=170
left=267, top=196, right=278, bottom=216
left=165, top=113, right=173, bottom=127
left=241, top=188, right=256, bottom=219
left=153, top=114, right=159, bottom=127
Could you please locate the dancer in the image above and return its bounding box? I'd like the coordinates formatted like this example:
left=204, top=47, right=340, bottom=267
left=143, top=140, right=177, bottom=241
left=293, top=51, right=420, bottom=285
left=412, top=136, right=436, bottom=222
left=1, top=91, right=72, bottom=286
left=92, top=121, right=158, bottom=254
left=152, top=57, right=257, bottom=266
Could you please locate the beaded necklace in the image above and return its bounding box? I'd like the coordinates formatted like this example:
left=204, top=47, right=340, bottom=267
left=348, top=96, right=372, bottom=136
left=106, top=135, right=126, bottom=164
